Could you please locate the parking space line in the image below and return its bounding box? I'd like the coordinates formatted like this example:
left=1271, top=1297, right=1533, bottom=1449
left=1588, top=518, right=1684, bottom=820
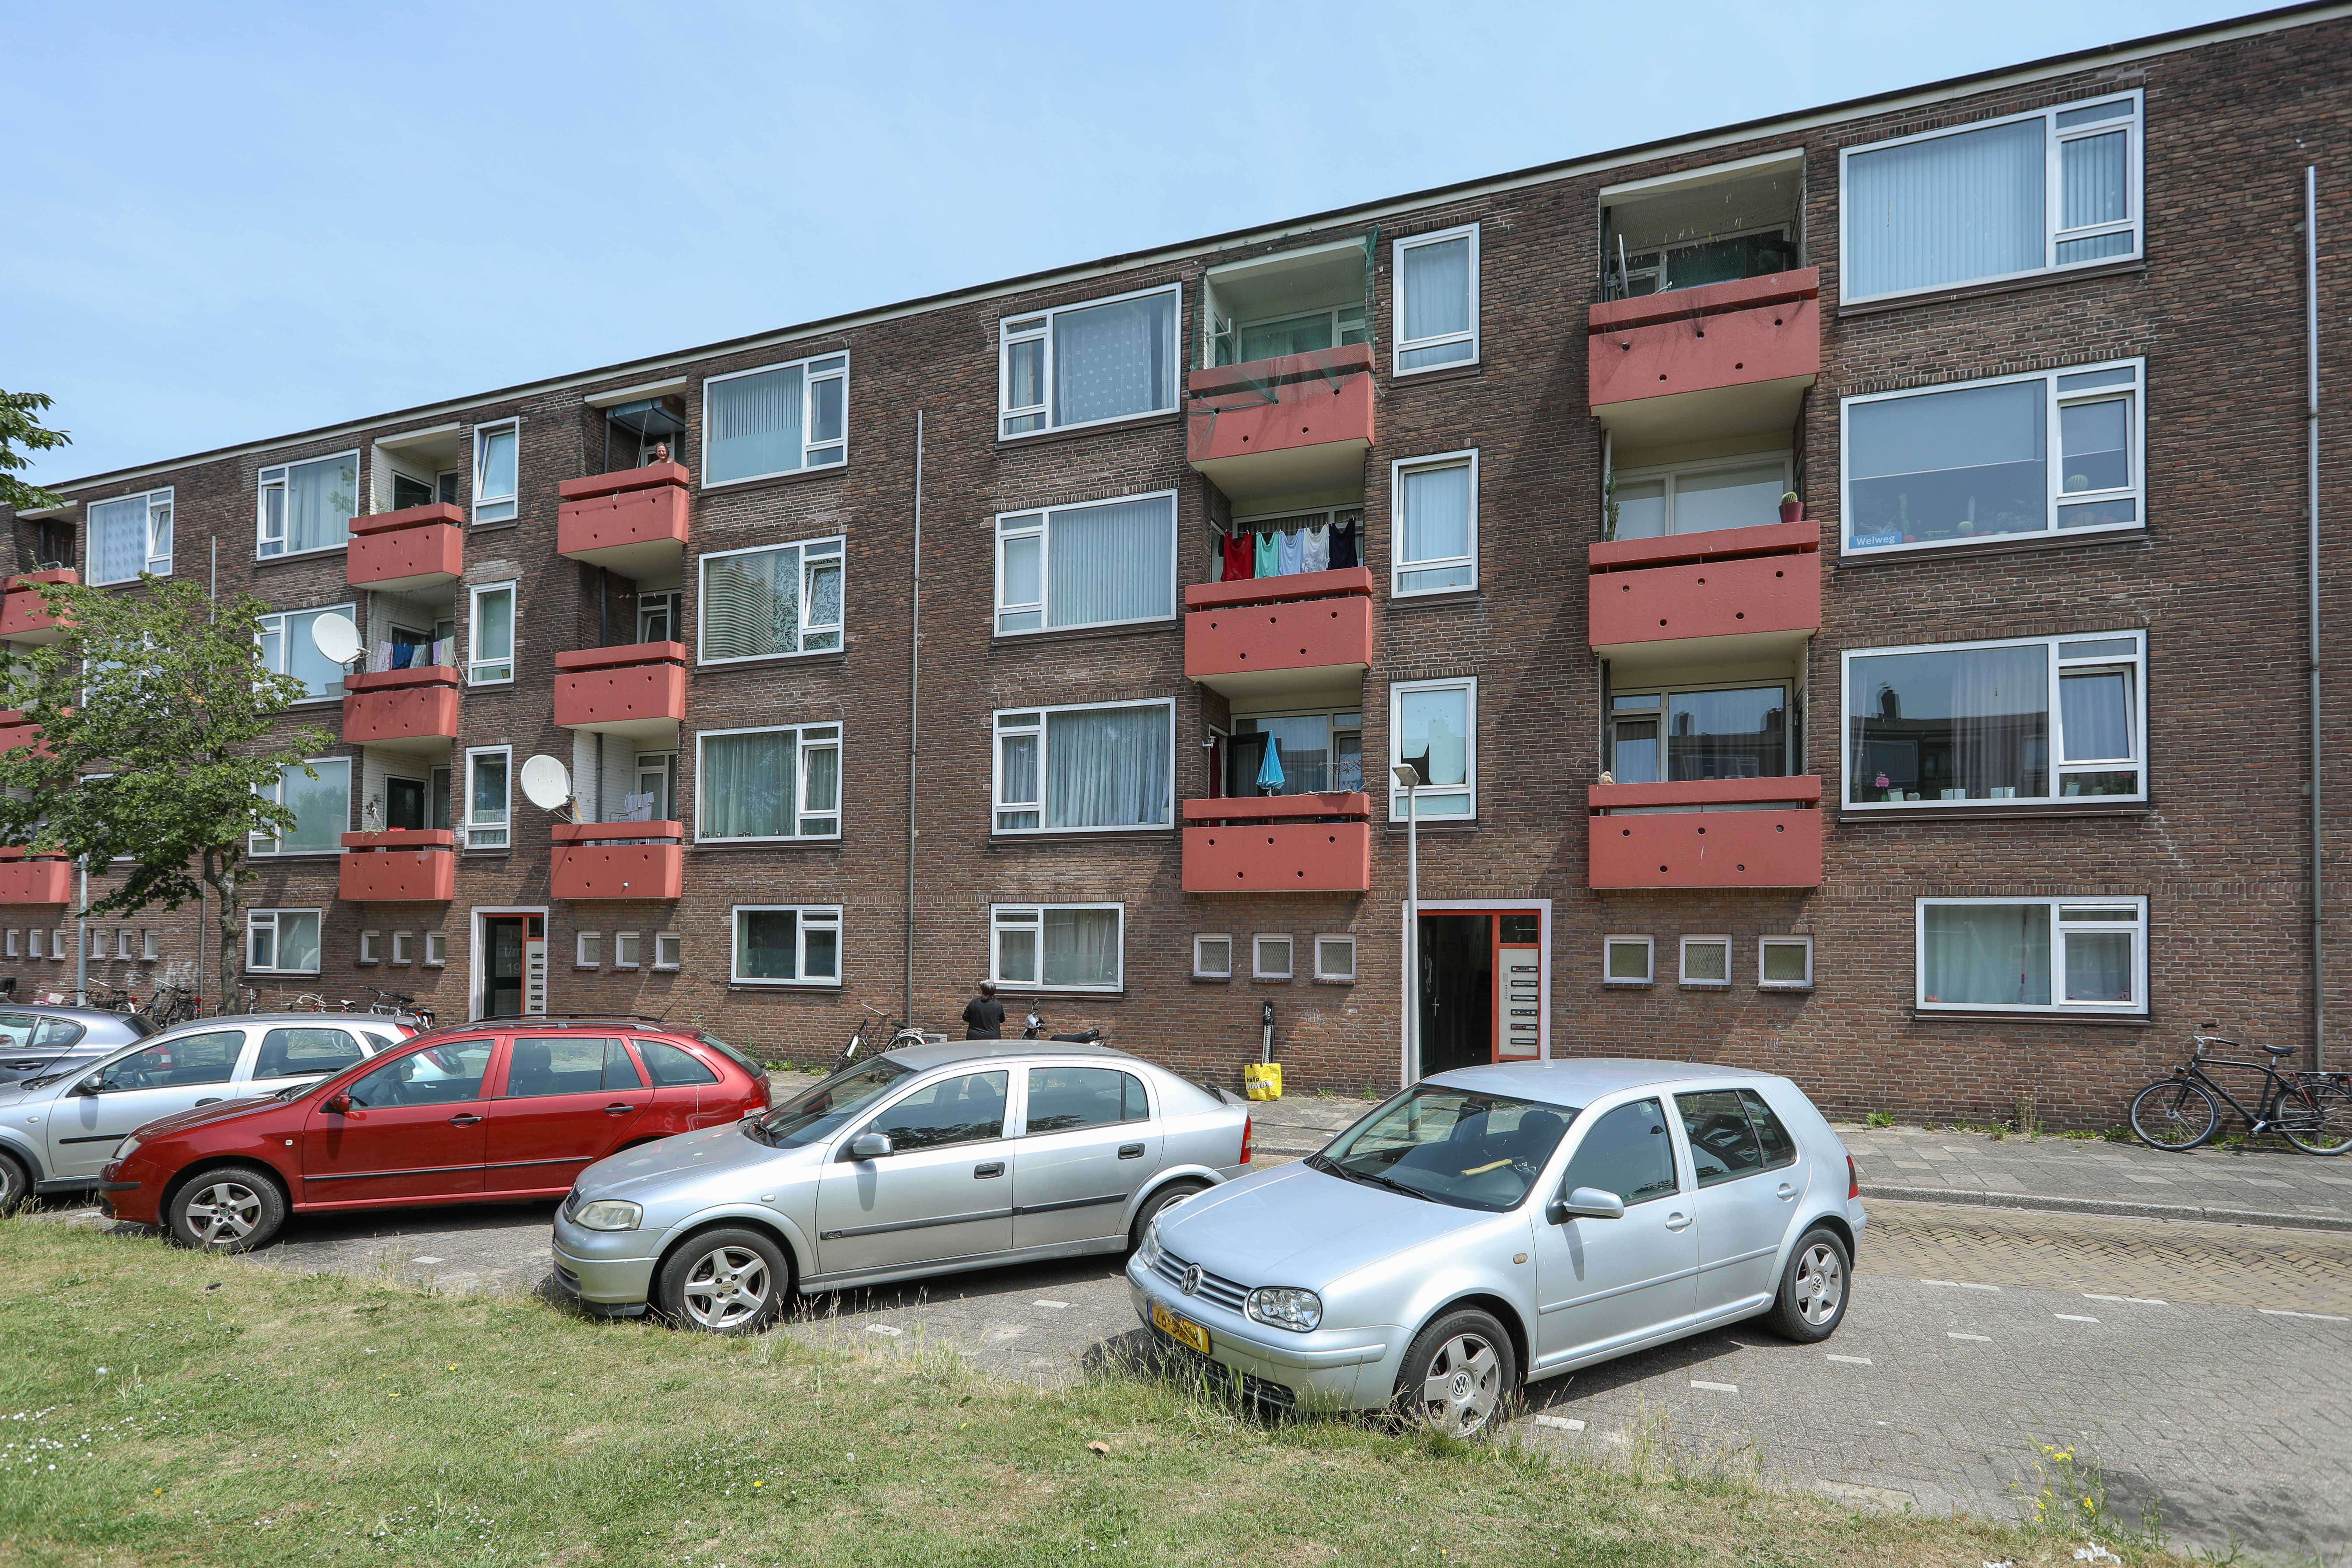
left=2258, top=1308, right=2352, bottom=1322
left=2054, top=1314, right=2100, bottom=1323
left=1534, top=1414, right=1585, bottom=1432
left=1689, top=1380, right=1738, bottom=1393
left=411, top=1256, right=444, bottom=1266
left=1826, top=1353, right=1872, bottom=1365
left=1919, top=1279, right=2000, bottom=1292
left=1032, top=1299, right=1070, bottom=1309
left=1947, top=1332, right=1991, bottom=1341
left=2083, top=1294, right=2166, bottom=1305
left=866, top=1324, right=903, bottom=1337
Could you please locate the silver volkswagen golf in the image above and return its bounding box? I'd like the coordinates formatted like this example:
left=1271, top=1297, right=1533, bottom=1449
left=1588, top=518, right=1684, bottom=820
left=553, top=1041, right=1251, bottom=1331
left=1127, top=1059, right=1863, bottom=1438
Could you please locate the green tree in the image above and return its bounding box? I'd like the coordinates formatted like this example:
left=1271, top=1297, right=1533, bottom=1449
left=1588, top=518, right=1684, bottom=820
left=0, top=576, right=330, bottom=1010
left=0, top=391, right=71, bottom=513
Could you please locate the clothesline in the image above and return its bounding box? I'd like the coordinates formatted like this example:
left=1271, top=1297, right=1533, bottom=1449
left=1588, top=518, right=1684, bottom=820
left=1212, top=516, right=1362, bottom=582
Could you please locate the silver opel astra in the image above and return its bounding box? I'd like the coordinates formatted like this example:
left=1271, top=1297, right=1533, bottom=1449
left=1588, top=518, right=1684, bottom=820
left=1127, top=1060, right=1864, bottom=1438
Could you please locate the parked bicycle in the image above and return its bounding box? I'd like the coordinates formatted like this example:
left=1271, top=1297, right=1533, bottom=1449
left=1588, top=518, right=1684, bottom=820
left=364, top=987, right=432, bottom=1026
left=833, top=1003, right=933, bottom=1071
left=2129, top=1035, right=2352, bottom=1155
left=141, top=983, right=202, bottom=1026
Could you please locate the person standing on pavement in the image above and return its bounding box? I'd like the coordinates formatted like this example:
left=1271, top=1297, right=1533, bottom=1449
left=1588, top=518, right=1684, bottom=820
left=962, top=981, right=1005, bottom=1040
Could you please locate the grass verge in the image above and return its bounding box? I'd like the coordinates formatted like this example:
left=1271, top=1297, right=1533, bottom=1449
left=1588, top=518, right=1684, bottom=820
left=0, top=1218, right=2192, bottom=1567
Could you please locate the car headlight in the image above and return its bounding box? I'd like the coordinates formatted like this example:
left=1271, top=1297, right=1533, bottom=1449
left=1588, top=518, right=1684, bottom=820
left=1244, top=1287, right=1323, bottom=1333
left=572, top=1200, right=642, bottom=1232
left=1137, top=1223, right=1164, bottom=1270
left=112, top=1134, right=142, bottom=1165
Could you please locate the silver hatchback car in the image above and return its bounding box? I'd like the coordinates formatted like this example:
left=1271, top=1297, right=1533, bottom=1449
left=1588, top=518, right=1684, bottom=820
left=554, top=1042, right=1252, bottom=1332
left=1127, top=1059, right=1863, bottom=1438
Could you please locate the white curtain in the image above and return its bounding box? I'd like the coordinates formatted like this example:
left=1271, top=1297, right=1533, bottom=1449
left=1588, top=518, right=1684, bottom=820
left=1042, top=908, right=1120, bottom=988
left=1401, top=464, right=1471, bottom=566
left=702, top=730, right=794, bottom=837
left=90, top=496, right=147, bottom=583
left=277, top=912, right=322, bottom=974
left=2060, top=130, right=2129, bottom=231
left=1396, top=686, right=1471, bottom=814
left=1053, top=293, right=1173, bottom=426
left=1673, top=463, right=1785, bottom=535
left=2059, top=668, right=2132, bottom=761
left=2064, top=930, right=2134, bottom=1002
left=281, top=760, right=350, bottom=854
left=1045, top=705, right=1169, bottom=828
left=1948, top=644, right=2047, bottom=798
left=708, top=366, right=805, bottom=482
left=1048, top=496, right=1173, bottom=627
left=287, top=457, right=357, bottom=555
left=1847, top=117, right=2044, bottom=296
left=704, top=545, right=800, bottom=659
left=1401, top=236, right=1470, bottom=343
left=1922, top=903, right=2050, bottom=1006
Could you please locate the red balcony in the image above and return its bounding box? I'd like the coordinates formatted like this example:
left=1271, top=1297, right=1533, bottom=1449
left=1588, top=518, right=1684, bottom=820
left=1185, top=343, right=1374, bottom=507
left=342, top=666, right=461, bottom=751
left=1587, top=269, right=1819, bottom=447
left=1182, top=794, right=1371, bottom=894
left=0, top=849, right=71, bottom=905
left=1588, top=776, right=1822, bottom=890
left=554, top=643, right=686, bottom=740
left=1184, top=567, right=1374, bottom=699
left=551, top=820, right=683, bottom=901
left=0, top=570, right=76, bottom=645
left=1588, top=520, right=1819, bottom=661
left=0, top=710, right=56, bottom=759
left=346, top=503, right=462, bottom=594
left=338, top=830, right=455, bottom=902
left=556, top=462, right=690, bottom=576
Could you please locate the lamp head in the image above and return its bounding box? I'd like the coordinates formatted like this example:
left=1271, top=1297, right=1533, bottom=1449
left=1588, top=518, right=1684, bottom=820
left=1391, top=763, right=1424, bottom=789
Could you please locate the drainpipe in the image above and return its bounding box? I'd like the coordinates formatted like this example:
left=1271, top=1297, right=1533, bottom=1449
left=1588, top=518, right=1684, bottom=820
left=2306, top=165, right=2326, bottom=1072
left=905, top=411, right=924, bottom=1023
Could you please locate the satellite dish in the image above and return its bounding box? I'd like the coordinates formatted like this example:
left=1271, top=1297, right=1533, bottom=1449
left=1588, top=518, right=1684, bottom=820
left=309, top=611, right=364, bottom=667
left=518, top=755, right=573, bottom=814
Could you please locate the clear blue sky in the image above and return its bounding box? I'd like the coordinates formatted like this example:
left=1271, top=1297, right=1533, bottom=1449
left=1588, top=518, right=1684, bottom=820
left=6, top=0, right=2267, bottom=483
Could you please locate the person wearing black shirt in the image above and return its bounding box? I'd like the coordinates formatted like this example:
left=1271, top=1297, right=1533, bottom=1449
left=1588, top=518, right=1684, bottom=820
left=961, top=981, right=1005, bottom=1040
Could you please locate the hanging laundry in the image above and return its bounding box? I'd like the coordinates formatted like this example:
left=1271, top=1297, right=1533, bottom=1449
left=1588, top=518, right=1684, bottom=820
left=1221, top=530, right=1253, bottom=581
left=1277, top=526, right=1306, bottom=575
left=1302, top=523, right=1331, bottom=573
left=1329, top=518, right=1360, bottom=570
left=1253, top=529, right=1278, bottom=578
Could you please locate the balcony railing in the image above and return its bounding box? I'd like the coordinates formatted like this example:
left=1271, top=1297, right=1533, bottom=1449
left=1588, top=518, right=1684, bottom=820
left=339, top=830, right=456, bottom=902
left=553, top=643, right=686, bottom=739
left=556, top=462, right=690, bottom=575
left=0, top=710, right=56, bottom=760
left=1183, top=567, right=1374, bottom=698
left=551, top=820, right=683, bottom=901
left=1587, top=268, right=1819, bottom=446
left=1185, top=343, right=1374, bottom=507
left=0, top=570, right=76, bottom=645
left=342, top=666, right=461, bottom=750
left=1587, top=776, right=1822, bottom=890
left=347, top=503, right=463, bottom=594
left=1588, top=520, right=1819, bottom=658
left=1182, top=793, right=1371, bottom=894
left=0, top=848, right=72, bottom=905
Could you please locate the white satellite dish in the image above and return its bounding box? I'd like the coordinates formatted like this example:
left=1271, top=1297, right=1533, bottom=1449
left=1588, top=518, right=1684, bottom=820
left=518, top=755, right=574, bottom=814
left=308, top=611, right=364, bottom=667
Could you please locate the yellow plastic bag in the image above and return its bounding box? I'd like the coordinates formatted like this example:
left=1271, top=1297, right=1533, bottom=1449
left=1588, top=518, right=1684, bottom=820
left=1243, top=1062, right=1283, bottom=1101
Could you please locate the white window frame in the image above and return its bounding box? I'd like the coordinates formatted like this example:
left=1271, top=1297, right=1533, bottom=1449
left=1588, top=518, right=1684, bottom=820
left=1387, top=676, right=1477, bottom=823
left=1608, top=451, right=1794, bottom=539
left=246, top=909, right=323, bottom=976
left=251, top=756, right=351, bottom=856
left=612, top=931, right=641, bottom=968
left=87, top=487, right=174, bottom=585
left=996, top=282, right=1182, bottom=441
left=693, top=537, right=845, bottom=666
left=1840, top=92, right=2143, bottom=307
left=990, top=903, right=1125, bottom=994
left=27, top=930, right=43, bottom=960
left=1252, top=934, right=1294, bottom=981
left=1758, top=936, right=1814, bottom=990
left=992, top=490, right=1180, bottom=638
left=142, top=929, right=159, bottom=961
left=636, top=589, right=681, bottom=645
left=1841, top=358, right=2145, bottom=557
left=49, top=928, right=65, bottom=962
left=991, top=699, right=1176, bottom=836
left=693, top=722, right=842, bottom=844
left=1679, top=934, right=1732, bottom=988
left=575, top=931, right=601, bottom=968
left=471, top=419, right=520, bottom=525
left=1391, top=223, right=1480, bottom=375
left=464, top=744, right=513, bottom=850
left=1604, top=677, right=1797, bottom=785
left=1390, top=450, right=1479, bottom=597
left=1603, top=934, right=1654, bottom=987
left=468, top=581, right=517, bottom=686
left=390, top=930, right=413, bottom=966
left=1314, top=934, right=1357, bottom=983
left=358, top=930, right=381, bottom=965
left=1914, top=896, right=2149, bottom=1017
left=423, top=930, right=446, bottom=966
left=1841, top=629, right=2147, bottom=811
left=729, top=904, right=844, bottom=988
left=1192, top=934, right=1233, bottom=980
left=257, top=454, right=359, bottom=562
left=701, top=352, right=849, bottom=487
left=5, top=930, right=18, bottom=957
left=653, top=931, right=681, bottom=969
left=257, top=602, right=358, bottom=705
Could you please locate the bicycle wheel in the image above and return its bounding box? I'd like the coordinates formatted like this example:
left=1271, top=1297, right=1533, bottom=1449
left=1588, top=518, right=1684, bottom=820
left=2130, top=1077, right=2221, bottom=1151
left=2281, top=1081, right=2352, bottom=1156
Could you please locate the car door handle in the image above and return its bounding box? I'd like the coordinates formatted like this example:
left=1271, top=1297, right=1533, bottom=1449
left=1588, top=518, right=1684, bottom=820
left=448, top=1113, right=482, bottom=1126
left=1117, top=1143, right=1146, bottom=1159
left=974, top=1161, right=1005, bottom=1179
left=196, top=1098, right=221, bottom=1107
left=1776, top=1183, right=1797, bottom=1200
left=604, top=1104, right=637, bottom=1115
left=1664, top=1212, right=1692, bottom=1232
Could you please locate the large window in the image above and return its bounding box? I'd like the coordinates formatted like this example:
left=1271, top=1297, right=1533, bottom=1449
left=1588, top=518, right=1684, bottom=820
left=999, top=285, right=1179, bottom=439
left=698, top=538, right=843, bottom=664
left=472, top=421, right=519, bottom=525
left=992, top=701, right=1173, bottom=834
left=1610, top=454, right=1791, bottom=540
left=1844, top=631, right=2144, bottom=809
left=1843, top=360, right=2142, bottom=554
left=464, top=746, right=511, bottom=850
left=1916, top=897, right=2146, bottom=1016
left=246, top=909, right=322, bottom=975
left=253, top=758, right=350, bottom=855
left=992, top=904, right=1123, bottom=992
left=696, top=723, right=841, bottom=842
left=257, top=453, right=357, bottom=559
left=257, top=604, right=357, bottom=702
left=1607, top=683, right=1792, bottom=783
left=732, top=905, right=842, bottom=986
left=1224, top=710, right=1362, bottom=797
left=994, top=492, right=1176, bottom=636
left=88, top=489, right=173, bottom=585
left=1392, top=452, right=1476, bottom=595
left=704, top=354, right=847, bottom=485
left=1393, top=225, right=1478, bottom=373
left=468, top=582, right=516, bottom=685
left=1842, top=94, right=2141, bottom=303
left=1389, top=678, right=1475, bottom=821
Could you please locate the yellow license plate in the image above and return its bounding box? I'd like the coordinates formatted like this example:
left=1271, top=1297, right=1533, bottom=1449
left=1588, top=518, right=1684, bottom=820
left=1152, top=1298, right=1211, bottom=1356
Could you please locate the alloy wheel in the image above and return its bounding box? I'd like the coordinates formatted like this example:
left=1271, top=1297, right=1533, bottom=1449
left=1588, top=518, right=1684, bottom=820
left=1793, top=1240, right=1844, bottom=1326
left=680, top=1245, right=771, bottom=1330
left=1418, top=1332, right=1502, bottom=1438
left=184, top=1181, right=263, bottom=1247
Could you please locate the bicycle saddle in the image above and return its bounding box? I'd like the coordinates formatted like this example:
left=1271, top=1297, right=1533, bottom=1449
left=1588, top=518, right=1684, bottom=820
left=2260, top=1042, right=2296, bottom=1056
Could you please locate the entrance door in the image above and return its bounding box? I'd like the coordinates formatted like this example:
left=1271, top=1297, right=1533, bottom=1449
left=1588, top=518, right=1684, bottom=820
left=480, top=915, right=541, bottom=1019
left=1416, top=910, right=1542, bottom=1077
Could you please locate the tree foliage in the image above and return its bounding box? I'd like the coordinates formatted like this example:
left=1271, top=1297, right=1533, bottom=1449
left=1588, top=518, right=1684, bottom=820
left=0, top=390, right=71, bottom=514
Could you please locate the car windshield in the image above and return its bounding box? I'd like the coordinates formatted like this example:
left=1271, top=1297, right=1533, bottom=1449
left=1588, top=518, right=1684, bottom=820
left=1314, top=1085, right=1580, bottom=1212
left=752, top=1060, right=910, bottom=1149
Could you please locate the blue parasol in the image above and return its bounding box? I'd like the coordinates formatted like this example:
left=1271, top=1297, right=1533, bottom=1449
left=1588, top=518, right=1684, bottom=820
left=1255, top=737, right=1286, bottom=792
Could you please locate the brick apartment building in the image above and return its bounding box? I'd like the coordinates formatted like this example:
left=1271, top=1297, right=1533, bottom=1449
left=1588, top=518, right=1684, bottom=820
left=5, top=5, right=2346, bottom=1124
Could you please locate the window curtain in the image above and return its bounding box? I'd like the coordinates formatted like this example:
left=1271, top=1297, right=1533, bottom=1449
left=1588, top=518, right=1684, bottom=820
left=1948, top=644, right=2047, bottom=798
left=1847, top=118, right=2045, bottom=296
left=1672, top=463, right=1785, bottom=535
left=287, top=457, right=357, bottom=555
left=738, top=909, right=798, bottom=979
left=1402, top=237, right=1470, bottom=343
left=1053, top=294, right=1173, bottom=426
left=277, top=912, right=322, bottom=974
left=90, top=497, right=147, bottom=584
left=1048, top=496, right=1173, bottom=626
left=805, top=556, right=842, bottom=643
left=704, top=546, right=798, bottom=659
left=1396, top=686, right=1471, bottom=814
left=1922, top=903, right=2050, bottom=1006
left=702, top=730, right=794, bottom=837
left=2059, top=669, right=2132, bottom=761
left=708, top=366, right=805, bottom=482
left=1042, top=908, right=1120, bottom=988
left=2064, top=930, right=2134, bottom=1002
left=281, top=760, right=350, bottom=854
left=1401, top=464, right=1471, bottom=565
left=1045, top=705, right=1170, bottom=828
left=2060, top=130, right=2129, bottom=230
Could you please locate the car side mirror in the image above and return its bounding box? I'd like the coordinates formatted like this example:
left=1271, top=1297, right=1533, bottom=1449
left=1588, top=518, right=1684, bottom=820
left=71, top=1077, right=102, bottom=1097
left=324, top=1093, right=353, bottom=1115
left=1549, top=1186, right=1626, bottom=1224
left=848, top=1132, right=892, bottom=1161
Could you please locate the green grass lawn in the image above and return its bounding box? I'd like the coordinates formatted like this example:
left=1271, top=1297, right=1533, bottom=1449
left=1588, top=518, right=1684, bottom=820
left=0, top=1218, right=2185, bottom=1567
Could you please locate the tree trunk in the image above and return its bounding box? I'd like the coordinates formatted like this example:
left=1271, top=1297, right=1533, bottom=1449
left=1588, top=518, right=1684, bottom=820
left=204, top=848, right=242, bottom=1017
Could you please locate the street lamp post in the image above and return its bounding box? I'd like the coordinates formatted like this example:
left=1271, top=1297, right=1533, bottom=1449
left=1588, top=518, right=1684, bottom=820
left=1392, top=762, right=1423, bottom=1084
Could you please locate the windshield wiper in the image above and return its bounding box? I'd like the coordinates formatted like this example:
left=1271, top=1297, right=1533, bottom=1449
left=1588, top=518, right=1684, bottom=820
left=1307, top=1153, right=1435, bottom=1203
left=740, top=1119, right=771, bottom=1146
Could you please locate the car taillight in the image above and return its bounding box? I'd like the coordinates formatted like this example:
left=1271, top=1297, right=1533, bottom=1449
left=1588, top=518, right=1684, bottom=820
left=1240, top=1116, right=1252, bottom=1166
left=759, top=1072, right=773, bottom=1108
left=1846, top=1154, right=1860, bottom=1200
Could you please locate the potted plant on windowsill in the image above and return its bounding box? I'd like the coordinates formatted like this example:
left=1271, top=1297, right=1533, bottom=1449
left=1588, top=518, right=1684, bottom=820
left=1778, top=491, right=1804, bottom=525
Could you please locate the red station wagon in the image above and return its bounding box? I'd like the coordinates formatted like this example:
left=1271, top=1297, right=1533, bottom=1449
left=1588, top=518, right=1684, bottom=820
left=96, top=1018, right=770, bottom=1252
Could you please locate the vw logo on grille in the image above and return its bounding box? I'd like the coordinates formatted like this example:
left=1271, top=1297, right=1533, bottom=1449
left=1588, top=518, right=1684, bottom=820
left=1181, top=1264, right=1203, bottom=1297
